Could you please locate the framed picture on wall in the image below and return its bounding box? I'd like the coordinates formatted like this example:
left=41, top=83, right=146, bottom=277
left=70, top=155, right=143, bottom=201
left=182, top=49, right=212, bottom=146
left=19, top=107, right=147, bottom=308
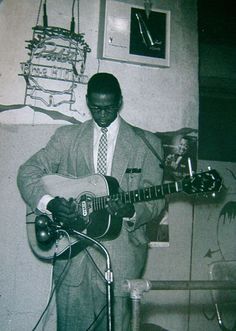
left=98, top=0, right=171, bottom=67
left=147, top=129, right=198, bottom=247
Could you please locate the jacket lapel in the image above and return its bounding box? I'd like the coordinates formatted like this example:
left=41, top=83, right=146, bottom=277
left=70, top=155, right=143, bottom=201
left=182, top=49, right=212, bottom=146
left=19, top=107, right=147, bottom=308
left=78, top=120, right=95, bottom=174
left=111, top=118, right=134, bottom=183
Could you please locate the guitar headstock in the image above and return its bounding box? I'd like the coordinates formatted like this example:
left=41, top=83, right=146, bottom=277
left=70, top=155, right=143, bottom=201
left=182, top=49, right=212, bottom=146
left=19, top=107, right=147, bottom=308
left=182, top=169, right=222, bottom=195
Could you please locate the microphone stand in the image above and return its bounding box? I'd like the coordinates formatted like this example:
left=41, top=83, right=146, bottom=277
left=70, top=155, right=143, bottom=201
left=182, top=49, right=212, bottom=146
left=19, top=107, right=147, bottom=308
left=72, top=230, right=113, bottom=331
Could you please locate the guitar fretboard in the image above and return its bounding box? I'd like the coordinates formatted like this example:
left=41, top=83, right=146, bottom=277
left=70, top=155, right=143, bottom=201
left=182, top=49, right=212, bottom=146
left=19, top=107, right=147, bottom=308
left=92, top=181, right=182, bottom=211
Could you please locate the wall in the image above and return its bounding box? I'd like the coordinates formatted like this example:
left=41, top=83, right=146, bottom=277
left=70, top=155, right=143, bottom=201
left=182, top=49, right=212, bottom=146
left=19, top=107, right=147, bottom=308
left=0, top=0, right=199, bottom=131
left=0, top=1, right=222, bottom=331
left=0, top=125, right=59, bottom=331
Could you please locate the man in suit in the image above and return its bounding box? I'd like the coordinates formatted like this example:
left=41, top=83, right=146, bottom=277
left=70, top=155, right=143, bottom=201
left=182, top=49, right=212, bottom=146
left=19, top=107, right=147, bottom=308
left=17, top=72, right=164, bottom=330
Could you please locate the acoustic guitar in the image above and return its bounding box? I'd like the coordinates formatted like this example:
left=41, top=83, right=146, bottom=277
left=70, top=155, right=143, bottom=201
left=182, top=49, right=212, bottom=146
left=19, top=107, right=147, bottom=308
left=26, top=169, right=222, bottom=260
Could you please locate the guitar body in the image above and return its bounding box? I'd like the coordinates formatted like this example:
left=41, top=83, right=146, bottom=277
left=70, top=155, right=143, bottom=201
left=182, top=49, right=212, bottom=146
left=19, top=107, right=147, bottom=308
left=26, top=174, right=122, bottom=260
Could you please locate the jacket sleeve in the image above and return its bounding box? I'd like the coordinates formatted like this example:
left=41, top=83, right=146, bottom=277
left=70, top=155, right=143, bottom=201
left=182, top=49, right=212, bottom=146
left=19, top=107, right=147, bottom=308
left=17, top=126, right=67, bottom=211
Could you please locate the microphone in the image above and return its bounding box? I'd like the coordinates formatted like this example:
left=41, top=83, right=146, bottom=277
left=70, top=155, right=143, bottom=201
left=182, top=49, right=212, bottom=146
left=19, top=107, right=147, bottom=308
left=35, top=215, right=57, bottom=244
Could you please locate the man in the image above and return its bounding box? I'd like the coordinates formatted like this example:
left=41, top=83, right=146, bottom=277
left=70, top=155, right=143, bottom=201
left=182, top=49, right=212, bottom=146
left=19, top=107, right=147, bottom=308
left=17, top=73, right=164, bottom=330
left=164, top=136, right=191, bottom=180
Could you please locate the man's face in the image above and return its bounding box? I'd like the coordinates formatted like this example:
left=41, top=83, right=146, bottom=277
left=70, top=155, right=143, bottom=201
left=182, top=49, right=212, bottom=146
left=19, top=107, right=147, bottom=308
left=177, top=138, right=189, bottom=155
left=86, top=92, right=122, bottom=127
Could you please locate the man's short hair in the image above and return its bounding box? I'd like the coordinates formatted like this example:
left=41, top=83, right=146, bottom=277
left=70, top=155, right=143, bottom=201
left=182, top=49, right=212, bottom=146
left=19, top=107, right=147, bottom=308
left=87, top=73, right=122, bottom=101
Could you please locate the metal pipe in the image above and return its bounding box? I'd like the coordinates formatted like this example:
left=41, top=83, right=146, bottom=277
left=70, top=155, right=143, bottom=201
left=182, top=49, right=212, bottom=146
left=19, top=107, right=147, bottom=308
left=131, top=299, right=141, bottom=331
left=125, top=279, right=236, bottom=331
left=149, top=280, right=236, bottom=291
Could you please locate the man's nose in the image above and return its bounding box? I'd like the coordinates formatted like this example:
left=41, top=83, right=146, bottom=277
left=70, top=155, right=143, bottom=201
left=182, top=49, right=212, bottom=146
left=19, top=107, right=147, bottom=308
left=100, top=109, right=106, bottom=116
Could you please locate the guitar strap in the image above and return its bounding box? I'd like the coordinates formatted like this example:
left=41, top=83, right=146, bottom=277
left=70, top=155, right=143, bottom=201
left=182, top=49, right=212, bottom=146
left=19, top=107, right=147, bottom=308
left=134, top=126, right=164, bottom=169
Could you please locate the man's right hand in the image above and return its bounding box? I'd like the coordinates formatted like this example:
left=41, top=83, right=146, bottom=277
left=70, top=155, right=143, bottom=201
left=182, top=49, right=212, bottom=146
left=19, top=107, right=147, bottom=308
left=47, top=197, right=80, bottom=229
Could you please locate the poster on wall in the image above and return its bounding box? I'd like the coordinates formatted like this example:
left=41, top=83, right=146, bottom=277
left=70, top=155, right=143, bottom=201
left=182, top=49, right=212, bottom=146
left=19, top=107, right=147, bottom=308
left=129, top=7, right=167, bottom=60
left=162, top=133, right=198, bottom=181
left=147, top=129, right=198, bottom=245
left=98, top=0, right=171, bottom=67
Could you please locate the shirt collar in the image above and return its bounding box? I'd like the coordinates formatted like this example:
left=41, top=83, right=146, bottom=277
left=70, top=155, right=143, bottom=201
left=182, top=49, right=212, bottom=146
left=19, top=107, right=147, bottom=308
left=93, top=116, right=120, bottom=136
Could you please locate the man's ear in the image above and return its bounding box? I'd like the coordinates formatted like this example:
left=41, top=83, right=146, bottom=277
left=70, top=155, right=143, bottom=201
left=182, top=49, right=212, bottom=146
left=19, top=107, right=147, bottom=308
left=118, top=95, right=123, bottom=109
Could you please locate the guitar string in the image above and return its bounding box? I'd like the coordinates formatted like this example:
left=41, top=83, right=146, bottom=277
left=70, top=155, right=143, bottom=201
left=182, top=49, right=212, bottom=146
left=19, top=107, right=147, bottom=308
left=92, top=183, right=169, bottom=211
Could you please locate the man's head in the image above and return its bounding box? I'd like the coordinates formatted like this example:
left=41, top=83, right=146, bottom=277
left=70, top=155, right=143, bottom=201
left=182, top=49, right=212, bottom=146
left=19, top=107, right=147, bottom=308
left=86, top=73, right=122, bottom=127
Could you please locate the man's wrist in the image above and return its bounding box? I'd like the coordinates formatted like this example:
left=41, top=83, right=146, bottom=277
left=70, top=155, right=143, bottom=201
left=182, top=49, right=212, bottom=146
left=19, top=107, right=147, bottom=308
left=123, top=212, right=136, bottom=227
left=37, top=195, right=54, bottom=214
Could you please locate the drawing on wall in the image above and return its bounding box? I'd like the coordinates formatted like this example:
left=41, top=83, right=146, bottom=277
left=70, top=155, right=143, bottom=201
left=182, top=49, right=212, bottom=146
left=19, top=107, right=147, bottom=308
left=217, top=200, right=236, bottom=260
left=203, top=168, right=236, bottom=330
left=204, top=168, right=236, bottom=261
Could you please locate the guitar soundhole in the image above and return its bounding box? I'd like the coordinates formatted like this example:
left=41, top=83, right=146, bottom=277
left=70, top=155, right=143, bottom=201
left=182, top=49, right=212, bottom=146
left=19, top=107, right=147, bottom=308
left=75, top=191, right=96, bottom=202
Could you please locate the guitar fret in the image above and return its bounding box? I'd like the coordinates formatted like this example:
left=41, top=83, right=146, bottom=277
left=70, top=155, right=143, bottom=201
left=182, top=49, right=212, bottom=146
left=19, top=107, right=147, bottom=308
left=152, top=186, right=158, bottom=200
left=162, top=184, right=168, bottom=195
left=97, top=197, right=102, bottom=210
left=123, top=192, right=130, bottom=203
left=132, top=190, right=140, bottom=202
left=93, top=199, right=97, bottom=211
left=142, top=187, right=151, bottom=201
left=170, top=182, right=177, bottom=194
left=102, top=197, right=106, bottom=209
left=167, top=183, right=171, bottom=194
left=129, top=191, right=132, bottom=203
left=149, top=187, right=151, bottom=199
left=135, top=190, right=141, bottom=202
left=175, top=181, right=179, bottom=192
left=124, top=192, right=127, bottom=203
left=155, top=186, right=162, bottom=198
left=161, top=185, right=164, bottom=196
left=154, top=185, right=158, bottom=197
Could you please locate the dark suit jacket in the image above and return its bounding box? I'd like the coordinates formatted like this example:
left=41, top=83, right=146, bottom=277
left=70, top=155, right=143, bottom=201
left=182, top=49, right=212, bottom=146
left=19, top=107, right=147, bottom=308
left=17, top=117, right=164, bottom=295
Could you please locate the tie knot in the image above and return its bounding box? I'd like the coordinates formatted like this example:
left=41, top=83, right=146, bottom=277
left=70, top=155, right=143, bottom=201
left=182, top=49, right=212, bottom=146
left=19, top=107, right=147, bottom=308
left=101, top=127, right=108, bottom=134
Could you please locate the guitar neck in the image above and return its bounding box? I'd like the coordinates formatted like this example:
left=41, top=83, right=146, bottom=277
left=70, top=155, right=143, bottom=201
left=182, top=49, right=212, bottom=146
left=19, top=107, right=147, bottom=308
left=122, top=181, right=183, bottom=204
left=93, top=181, right=182, bottom=211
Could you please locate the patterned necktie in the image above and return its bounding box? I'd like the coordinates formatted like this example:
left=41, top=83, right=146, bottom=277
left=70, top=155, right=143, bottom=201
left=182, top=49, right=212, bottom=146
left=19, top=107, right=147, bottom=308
left=97, top=127, right=108, bottom=175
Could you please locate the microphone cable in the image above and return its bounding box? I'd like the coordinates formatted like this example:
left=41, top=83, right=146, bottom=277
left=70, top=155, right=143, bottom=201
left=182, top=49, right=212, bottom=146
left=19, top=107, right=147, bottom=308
left=31, top=230, right=72, bottom=331
left=84, top=248, right=111, bottom=330
left=86, top=303, right=107, bottom=331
